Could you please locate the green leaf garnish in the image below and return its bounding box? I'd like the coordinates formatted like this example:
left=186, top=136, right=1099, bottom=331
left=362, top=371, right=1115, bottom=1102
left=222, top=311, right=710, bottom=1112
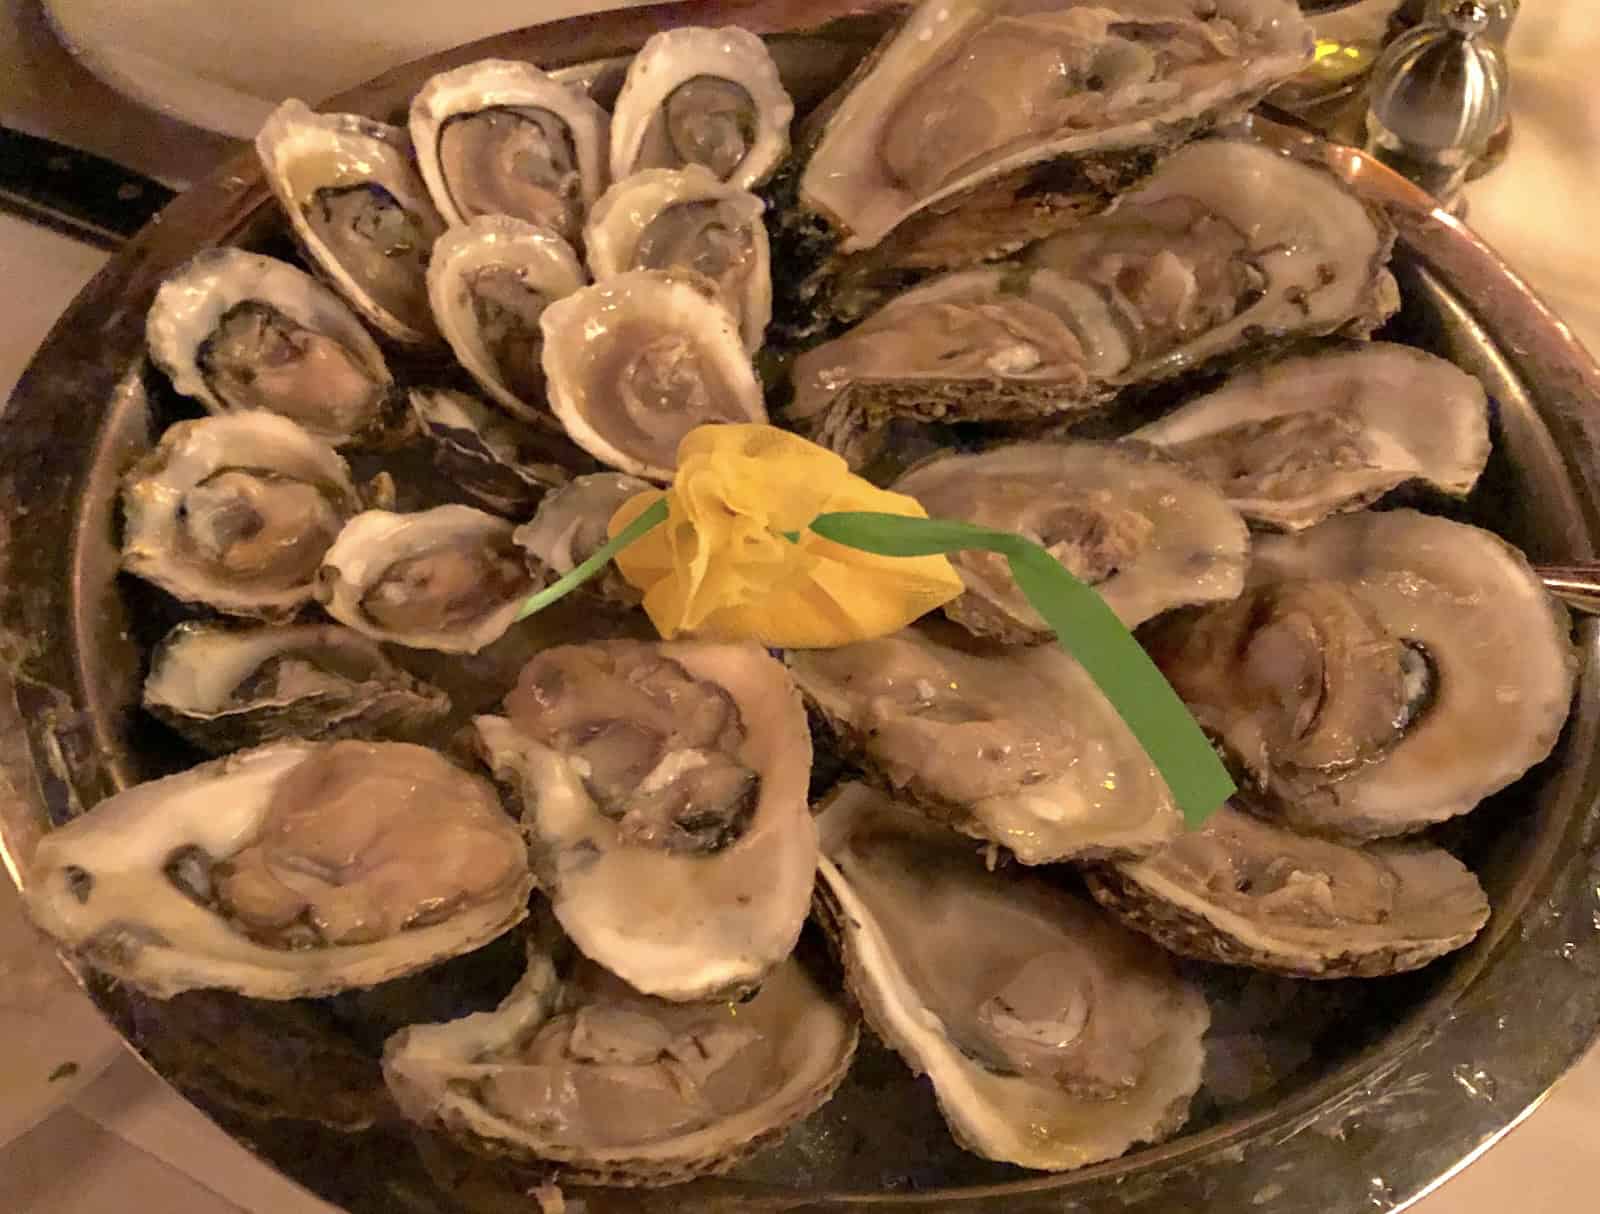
left=808, top=511, right=1234, bottom=827
left=513, top=497, right=669, bottom=621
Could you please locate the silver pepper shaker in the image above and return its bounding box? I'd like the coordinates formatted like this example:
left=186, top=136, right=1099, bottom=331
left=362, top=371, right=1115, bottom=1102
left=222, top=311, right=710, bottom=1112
left=1363, top=1, right=1509, bottom=208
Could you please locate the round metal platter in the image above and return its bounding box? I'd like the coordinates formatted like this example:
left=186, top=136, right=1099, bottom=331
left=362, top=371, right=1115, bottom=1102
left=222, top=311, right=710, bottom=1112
left=4, top=3, right=1600, bottom=1211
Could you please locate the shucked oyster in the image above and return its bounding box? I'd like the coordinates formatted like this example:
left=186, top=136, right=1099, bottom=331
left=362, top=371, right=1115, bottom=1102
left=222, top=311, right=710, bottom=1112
left=146, top=249, right=396, bottom=448
left=121, top=413, right=361, bottom=621
left=816, top=782, right=1207, bottom=1171
left=788, top=625, right=1182, bottom=863
left=24, top=740, right=532, bottom=999
left=316, top=506, right=537, bottom=654
left=384, top=917, right=856, bottom=1187
left=789, top=139, right=1397, bottom=467
left=541, top=270, right=767, bottom=480
left=474, top=641, right=816, bottom=1001
left=513, top=472, right=652, bottom=608
left=257, top=100, right=446, bottom=345
left=610, top=27, right=793, bottom=189
left=1133, top=343, right=1491, bottom=531
left=585, top=167, right=771, bottom=352
left=410, top=58, right=610, bottom=243
left=1085, top=801, right=1490, bottom=978
left=142, top=620, right=451, bottom=755
left=407, top=388, right=578, bottom=519
left=894, top=441, right=1248, bottom=642
left=1146, top=509, right=1577, bottom=838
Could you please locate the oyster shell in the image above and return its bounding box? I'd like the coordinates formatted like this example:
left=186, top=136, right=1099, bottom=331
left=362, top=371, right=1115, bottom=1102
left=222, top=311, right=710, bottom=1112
left=23, top=740, right=532, bottom=999
left=383, top=920, right=856, bottom=1186
left=788, top=625, right=1182, bottom=863
left=815, top=782, right=1207, bottom=1171
left=426, top=216, right=588, bottom=428
left=513, top=472, right=652, bottom=608
left=474, top=640, right=815, bottom=1001
left=121, top=413, right=361, bottom=621
left=1133, top=343, right=1491, bottom=530
left=1145, top=509, right=1577, bottom=838
left=1085, top=801, right=1490, bottom=978
left=407, top=388, right=577, bottom=518
left=257, top=100, right=446, bottom=345
left=789, top=138, right=1398, bottom=466
left=316, top=505, right=538, bottom=654
left=540, top=270, right=767, bottom=480
left=146, top=249, right=396, bottom=448
left=610, top=27, right=793, bottom=189
left=893, top=441, right=1248, bottom=642
left=585, top=166, right=771, bottom=351
left=410, top=59, right=610, bottom=243
left=142, top=620, right=452, bottom=755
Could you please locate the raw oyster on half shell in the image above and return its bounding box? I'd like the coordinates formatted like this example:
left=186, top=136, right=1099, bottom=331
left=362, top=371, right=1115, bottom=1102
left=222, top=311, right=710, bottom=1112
left=1085, top=801, right=1490, bottom=978
left=788, top=625, right=1182, bottom=863
left=23, top=740, right=532, bottom=999
left=474, top=640, right=815, bottom=1002
left=894, top=441, right=1248, bottom=642
left=121, top=413, right=361, bottom=621
left=411, top=58, right=610, bottom=242
left=257, top=100, right=446, bottom=345
left=815, top=782, right=1207, bottom=1171
left=513, top=472, right=652, bottom=607
left=143, top=620, right=451, bottom=754
left=146, top=249, right=397, bottom=448
left=407, top=388, right=578, bottom=519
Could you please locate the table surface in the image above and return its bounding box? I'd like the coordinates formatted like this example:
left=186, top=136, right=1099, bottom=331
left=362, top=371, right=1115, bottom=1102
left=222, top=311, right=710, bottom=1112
left=2, top=3, right=1598, bottom=1211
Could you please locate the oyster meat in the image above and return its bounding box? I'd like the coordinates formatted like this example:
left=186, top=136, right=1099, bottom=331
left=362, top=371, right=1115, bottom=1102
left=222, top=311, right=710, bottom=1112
left=1145, top=509, right=1577, bottom=838
left=142, top=620, right=451, bottom=755
left=585, top=166, right=771, bottom=351
left=610, top=27, right=793, bottom=189
left=24, top=740, right=532, bottom=999
left=815, top=782, right=1207, bottom=1171
left=316, top=505, right=538, bottom=654
left=427, top=215, right=588, bottom=427
left=1085, top=801, right=1490, bottom=978
left=146, top=249, right=396, bottom=448
left=789, top=138, right=1398, bottom=466
left=121, top=413, right=361, bottom=621
left=894, top=441, right=1248, bottom=642
left=257, top=100, right=446, bottom=345
left=384, top=919, right=856, bottom=1186
left=407, top=388, right=578, bottom=519
left=513, top=472, right=652, bottom=607
left=411, top=58, right=610, bottom=242
left=1133, top=343, right=1491, bottom=530
left=788, top=625, right=1182, bottom=862
left=541, top=270, right=767, bottom=480
left=474, top=641, right=815, bottom=1001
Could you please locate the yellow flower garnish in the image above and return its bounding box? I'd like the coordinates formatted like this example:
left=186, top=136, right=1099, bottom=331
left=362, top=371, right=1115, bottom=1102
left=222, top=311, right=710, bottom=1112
left=608, top=424, right=963, bottom=647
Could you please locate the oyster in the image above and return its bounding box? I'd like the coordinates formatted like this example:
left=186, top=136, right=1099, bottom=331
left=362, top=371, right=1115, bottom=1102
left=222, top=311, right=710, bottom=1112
left=609, top=27, right=793, bottom=189
left=787, top=0, right=1312, bottom=320
left=1145, top=509, right=1577, bottom=838
left=474, top=640, right=815, bottom=1001
left=585, top=167, right=771, bottom=351
left=316, top=505, right=538, bottom=654
left=23, top=740, right=533, bottom=999
left=257, top=100, right=446, bottom=345
left=1085, top=801, right=1490, bottom=978
left=513, top=472, right=652, bottom=607
left=788, top=625, right=1182, bottom=862
left=1132, top=343, right=1491, bottom=530
left=894, top=441, right=1247, bottom=642
left=426, top=216, right=588, bottom=427
left=146, top=249, right=396, bottom=448
left=788, top=137, right=1398, bottom=468
left=383, top=920, right=856, bottom=1186
left=142, top=620, right=451, bottom=755
left=121, top=413, right=361, bottom=621
left=815, top=782, right=1207, bottom=1171
left=410, top=58, right=610, bottom=242
left=408, top=388, right=577, bottom=518
left=540, top=270, right=767, bottom=480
